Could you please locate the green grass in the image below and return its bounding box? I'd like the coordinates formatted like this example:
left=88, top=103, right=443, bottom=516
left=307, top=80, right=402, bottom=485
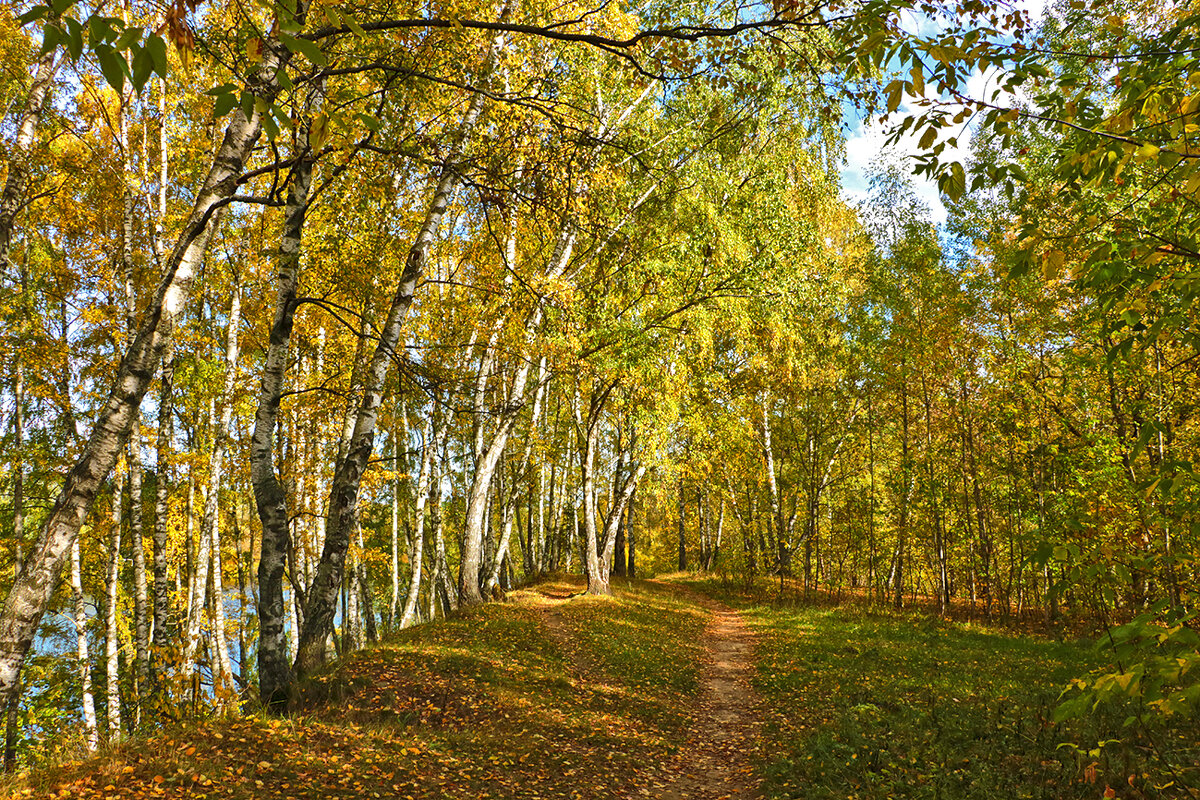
left=687, top=576, right=1200, bottom=800
left=13, top=575, right=1194, bottom=800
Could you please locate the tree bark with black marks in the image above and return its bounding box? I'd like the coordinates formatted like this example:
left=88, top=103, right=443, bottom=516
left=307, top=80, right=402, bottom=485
left=0, top=51, right=58, bottom=271
left=252, top=116, right=316, bottom=714
left=0, top=29, right=298, bottom=718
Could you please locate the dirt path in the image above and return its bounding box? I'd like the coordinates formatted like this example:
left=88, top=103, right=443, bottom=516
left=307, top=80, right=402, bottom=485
left=656, top=590, right=763, bottom=800
left=533, top=581, right=763, bottom=799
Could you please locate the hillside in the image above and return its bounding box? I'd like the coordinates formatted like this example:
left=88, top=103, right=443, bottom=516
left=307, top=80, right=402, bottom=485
left=5, top=579, right=1199, bottom=799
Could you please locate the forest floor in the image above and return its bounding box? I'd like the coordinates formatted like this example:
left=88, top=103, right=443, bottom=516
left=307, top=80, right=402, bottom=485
left=6, top=575, right=1199, bottom=799
left=7, top=577, right=758, bottom=800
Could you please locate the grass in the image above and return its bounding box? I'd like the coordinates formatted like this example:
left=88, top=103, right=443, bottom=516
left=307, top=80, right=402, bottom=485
left=687, top=575, right=1200, bottom=800
left=10, top=573, right=1194, bottom=799
left=3, top=576, right=710, bottom=800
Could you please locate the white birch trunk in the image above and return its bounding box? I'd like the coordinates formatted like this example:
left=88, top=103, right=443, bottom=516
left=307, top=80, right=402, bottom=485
left=187, top=285, right=241, bottom=696
left=119, top=96, right=150, bottom=713
left=251, top=95, right=321, bottom=709
left=400, top=415, right=436, bottom=628
left=71, top=539, right=98, bottom=751
left=295, top=22, right=507, bottom=675
left=0, top=51, right=59, bottom=269
left=106, top=468, right=123, bottom=742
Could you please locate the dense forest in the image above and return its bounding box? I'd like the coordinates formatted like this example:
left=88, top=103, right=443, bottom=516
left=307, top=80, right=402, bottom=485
left=0, top=0, right=1196, bottom=786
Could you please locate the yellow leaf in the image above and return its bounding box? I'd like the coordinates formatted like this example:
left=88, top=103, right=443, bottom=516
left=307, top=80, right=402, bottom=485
left=910, top=65, right=925, bottom=97
left=1042, top=249, right=1066, bottom=280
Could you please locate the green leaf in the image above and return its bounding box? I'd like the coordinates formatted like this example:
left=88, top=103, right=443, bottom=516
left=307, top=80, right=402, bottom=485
left=39, top=23, right=61, bottom=56
left=942, top=161, right=966, bottom=202
left=1053, top=694, right=1088, bottom=723
left=325, top=6, right=366, bottom=36
left=342, top=11, right=366, bottom=36
left=114, top=25, right=143, bottom=51
left=62, top=17, right=84, bottom=61
left=262, top=108, right=279, bottom=141
left=1135, top=142, right=1160, bottom=160
left=309, top=111, right=330, bottom=151
left=18, top=6, right=49, bottom=25
left=212, top=89, right=239, bottom=119
left=240, top=90, right=255, bottom=121
left=910, top=65, right=925, bottom=96
left=885, top=80, right=903, bottom=113
left=278, top=32, right=327, bottom=66
left=145, top=33, right=168, bottom=79
left=94, top=44, right=126, bottom=92
left=87, top=15, right=115, bottom=46
left=131, top=45, right=154, bottom=91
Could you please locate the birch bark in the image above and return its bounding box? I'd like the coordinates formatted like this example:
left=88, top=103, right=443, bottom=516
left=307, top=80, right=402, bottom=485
left=399, top=415, right=436, bottom=628
left=106, top=468, right=123, bottom=741
left=252, top=115, right=315, bottom=712
left=71, top=539, right=99, bottom=750
left=120, top=97, right=151, bottom=710
left=0, top=51, right=58, bottom=270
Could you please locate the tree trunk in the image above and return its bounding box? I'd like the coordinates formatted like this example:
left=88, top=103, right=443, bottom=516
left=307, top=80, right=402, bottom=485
left=252, top=115, right=315, bottom=713
left=895, top=367, right=911, bottom=611
left=575, top=383, right=618, bottom=595
left=677, top=476, right=687, bottom=571
left=400, top=415, right=436, bottom=628
left=460, top=249, right=569, bottom=602
left=599, top=462, right=646, bottom=588
left=760, top=396, right=788, bottom=575
left=210, top=513, right=235, bottom=704
left=430, top=445, right=456, bottom=615
left=151, top=342, right=175, bottom=680
left=116, top=88, right=151, bottom=722
left=581, top=416, right=604, bottom=592
left=390, top=405, right=405, bottom=629
left=0, top=51, right=58, bottom=270
left=187, top=286, right=241, bottom=698
left=106, top=470, right=123, bottom=742
left=712, top=499, right=725, bottom=569
left=127, top=435, right=149, bottom=712
left=4, top=287, right=27, bottom=772
left=71, top=539, right=99, bottom=750
left=626, top=485, right=638, bottom=579
left=485, top=362, right=548, bottom=594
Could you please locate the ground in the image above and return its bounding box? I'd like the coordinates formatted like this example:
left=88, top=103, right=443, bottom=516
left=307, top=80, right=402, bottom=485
left=4, top=575, right=1197, bottom=799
